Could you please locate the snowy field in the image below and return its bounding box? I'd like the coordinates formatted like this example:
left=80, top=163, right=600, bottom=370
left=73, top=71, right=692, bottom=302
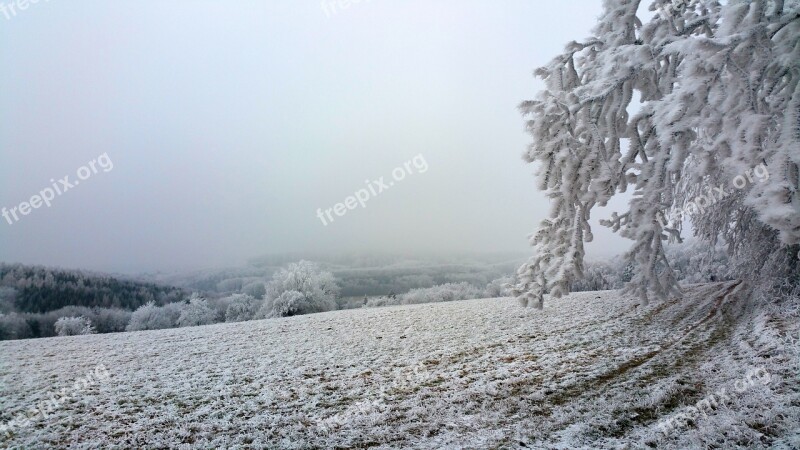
left=1, top=282, right=798, bottom=449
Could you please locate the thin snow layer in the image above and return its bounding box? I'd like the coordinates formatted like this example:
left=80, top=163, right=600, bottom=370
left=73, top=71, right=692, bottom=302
left=1, top=283, right=798, bottom=449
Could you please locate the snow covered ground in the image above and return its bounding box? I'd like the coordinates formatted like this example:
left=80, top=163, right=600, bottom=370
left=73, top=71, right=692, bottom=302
left=1, top=282, right=798, bottom=449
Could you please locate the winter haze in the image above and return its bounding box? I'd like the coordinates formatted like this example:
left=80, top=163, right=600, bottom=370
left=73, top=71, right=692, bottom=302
left=0, top=0, right=628, bottom=273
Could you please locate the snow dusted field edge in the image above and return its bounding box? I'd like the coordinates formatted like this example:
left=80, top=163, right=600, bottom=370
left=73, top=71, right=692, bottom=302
left=1, top=283, right=798, bottom=449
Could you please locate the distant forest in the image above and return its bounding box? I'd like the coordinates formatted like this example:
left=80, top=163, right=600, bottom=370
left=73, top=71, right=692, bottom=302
left=145, top=252, right=529, bottom=299
left=0, top=263, right=188, bottom=313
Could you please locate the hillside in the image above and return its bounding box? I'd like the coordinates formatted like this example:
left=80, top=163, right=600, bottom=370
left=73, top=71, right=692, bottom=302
left=0, top=282, right=798, bottom=448
left=0, top=263, right=188, bottom=313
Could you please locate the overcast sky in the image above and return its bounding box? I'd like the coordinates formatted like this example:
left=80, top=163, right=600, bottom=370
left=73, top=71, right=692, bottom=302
left=0, top=0, right=629, bottom=274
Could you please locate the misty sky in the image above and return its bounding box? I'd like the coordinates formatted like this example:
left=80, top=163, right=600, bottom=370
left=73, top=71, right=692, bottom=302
left=0, top=0, right=628, bottom=274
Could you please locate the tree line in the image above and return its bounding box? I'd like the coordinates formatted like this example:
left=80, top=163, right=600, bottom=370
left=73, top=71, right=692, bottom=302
left=0, top=263, right=188, bottom=313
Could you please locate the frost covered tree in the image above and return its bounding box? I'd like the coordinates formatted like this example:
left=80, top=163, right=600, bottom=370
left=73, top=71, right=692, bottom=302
left=485, top=276, right=516, bottom=298
left=514, top=0, right=800, bottom=308
left=260, top=290, right=308, bottom=318
left=0, top=313, right=31, bottom=340
left=242, top=281, right=267, bottom=300
left=54, top=316, right=96, bottom=336
left=224, top=293, right=260, bottom=322
left=570, top=261, right=626, bottom=292
left=176, top=294, right=217, bottom=327
left=258, top=261, right=339, bottom=318
left=90, top=308, right=133, bottom=333
left=126, top=301, right=183, bottom=331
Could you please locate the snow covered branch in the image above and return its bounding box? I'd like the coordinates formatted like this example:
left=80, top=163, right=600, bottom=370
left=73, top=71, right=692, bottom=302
left=515, top=0, right=800, bottom=307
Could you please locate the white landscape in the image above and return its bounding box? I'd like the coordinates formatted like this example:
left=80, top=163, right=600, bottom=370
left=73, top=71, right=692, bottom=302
left=1, top=284, right=798, bottom=449
left=1, top=0, right=799, bottom=448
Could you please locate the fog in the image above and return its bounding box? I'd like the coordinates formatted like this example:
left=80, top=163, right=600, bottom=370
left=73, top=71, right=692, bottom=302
left=0, top=0, right=625, bottom=274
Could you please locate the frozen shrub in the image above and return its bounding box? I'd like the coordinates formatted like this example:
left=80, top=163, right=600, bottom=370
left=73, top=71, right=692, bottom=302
left=362, top=283, right=485, bottom=308
left=176, top=294, right=217, bottom=327
left=400, top=282, right=483, bottom=305
left=364, top=296, right=392, bottom=308
left=224, top=294, right=260, bottom=322
left=570, top=261, right=626, bottom=292
left=54, top=316, right=96, bottom=336
left=205, top=296, right=232, bottom=322
left=0, top=313, right=32, bottom=340
left=259, top=290, right=306, bottom=318
left=485, top=276, right=514, bottom=298
left=127, top=301, right=182, bottom=331
left=90, top=307, right=133, bottom=333
left=259, top=261, right=339, bottom=318
left=666, top=242, right=733, bottom=284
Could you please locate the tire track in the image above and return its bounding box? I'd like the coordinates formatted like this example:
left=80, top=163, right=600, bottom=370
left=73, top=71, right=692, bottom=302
left=544, top=281, right=743, bottom=408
